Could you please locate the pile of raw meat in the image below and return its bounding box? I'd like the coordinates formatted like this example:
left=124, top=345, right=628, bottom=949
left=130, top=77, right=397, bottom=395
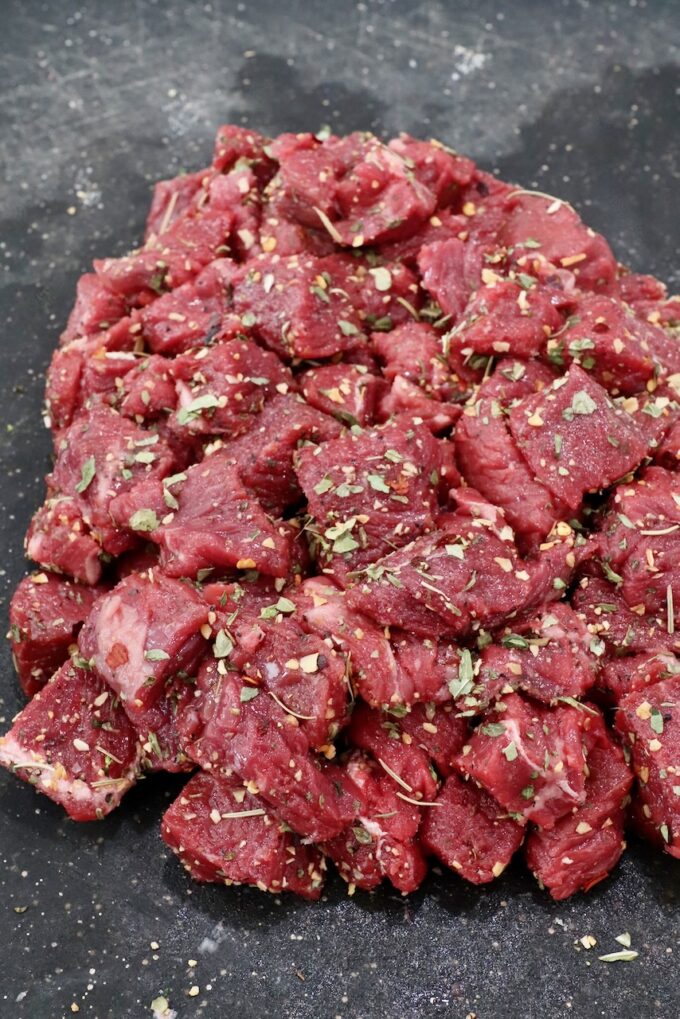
left=2, top=127, right=679, bottom=902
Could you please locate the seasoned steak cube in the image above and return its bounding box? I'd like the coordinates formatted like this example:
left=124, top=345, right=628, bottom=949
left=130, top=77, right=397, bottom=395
left=571, top=576, right=677, bottom=659
left=300, top=364, right=385, bottom=427
left=295, top=417, right=440, bottom=576
left=169, top=339, right=292, bottom=439
left=455, top=694, right=593, bottom=829
left=110, top=451, right=292, bottom=578
left=324, top=254, right=423, bottom=331
left=420, top=773, right=524, bottom=884
left=139, top=280, right=225, bottom=356
left=119, top=355, right=177, bottom=421
left=274, top=131, right=436, bottom=245
left=526, top=728, right=632, bottom=899
left=60, top=272, right=128, bottom=344
left=218, top=393, right=342, bottom=516
left=388, top=134, right=475, bottom=205
left=132, top=674, right=197, bottom=773
left=161, top=771, right=325, bottom=899
left=455, top=397, right=565, bottom=549
left=228, top=613, right=349, bottom=750
left=50, top=405, right=177, bottom=555
left=0, top=661, right=140, bottom=820
left=145, top=167, right=211, bottom=240
left=388, top=632, right=461, bottom=706
left=26, top=497, right=103, bottom=586
left=386, top=702, right=468, bottom=778
left=598, top=467, right=680, bottom=616
left=347, top=702, right=439, bottom=803
left=615, top=675, right=680, bottom=858
left=232, top=253, right=365, bottom=360
left=484, top=603, right=600, bottom=704
left=417, top=238, right=473, bottom=321
left=452, top=279, right=562, bottom=360
left=550, top=294, right=680, bottom=395
left=600, top=653, right=680, bottom=703
left=496, top=192, right=617, bottom=294
left=508, top=364, right=649, bottom=509
left=78, top=571, right=207, bottom=715
left=322, top=752, right=427, bottom=894
left=10, top=572, right=106, bottom=698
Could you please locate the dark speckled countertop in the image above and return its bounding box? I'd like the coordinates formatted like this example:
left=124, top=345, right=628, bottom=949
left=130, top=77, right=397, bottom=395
left=1, top=2, right=679, bottom=1017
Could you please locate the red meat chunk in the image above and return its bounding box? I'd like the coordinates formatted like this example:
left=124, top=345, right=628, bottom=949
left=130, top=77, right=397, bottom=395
left=455, top=693, right=594, bottom=829
left=0, top=661, right=140, bottom=820
left=322, top=752, right=427, bottom=894
left=455, top=397, right=565, bottom=549
left=274, top=131, right=436, bottom=245
left=549, top=294, right=680, bottom=395
left=217, top=393, right=342, bottom=516
left=94, top=209, right=233, bottom=305
left=211, top=124, right=275, bottom=179
left=232, top=253, right=365, bottom=360
left=347, top=702, right=439, bottom=802
left=61, top=273, right=127, bottom=344
left=417, top=238, right=473, bottom=322
left=161, top=771, right=325, bottom=899
left=452, top=279, right=563, bottom=360
left=388, top=134, right=475, bottom=205
left=598, top=467, right=680, bottom=616
left=387, top=702, right=468, bottom=778
left=9, top=573, right=106, bottom=698
left=600, top=652, right=679, bottom=702
left=479, top=358, right=558, bottom=404
left=615, top=675, right=680, bottom=858
left=131, top=674, right=197, bottom=773
left=571, top=576, right=677, bottom=659
left=110, top=451, right=292, bottom=579
left=496, top=192, right=617, bottom=294
left=228, top=612, right=349, bottom=750
left=78, top=571, right=207, bottom=716
left=145, top=167, right=211, bottom=240
left=525, top=729, right=632, bottom=899
left=482, top=603, right=600, bottom=705
left=295, top=417, right=440, bottom=576
left=420, top=773, right=524, bottom=884
left=139, top=280, right=225, bottom=356
left=508, top=364, right=649, bottom=510
left=169, top=339, right=292, bottom=439
left=50, top=406, right=177, bottom=555
left=26, top=497, right=103, bottom=585
left=300, top=364, right=385, bottom=427
left=119, top=355, right=177, bottom=420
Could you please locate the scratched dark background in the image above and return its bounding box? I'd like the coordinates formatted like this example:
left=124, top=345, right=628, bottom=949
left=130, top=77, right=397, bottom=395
left=1, top=2, right=679, bottom=1017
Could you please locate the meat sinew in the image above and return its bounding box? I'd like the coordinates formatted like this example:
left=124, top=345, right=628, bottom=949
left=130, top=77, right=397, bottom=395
left=4, top=124, right=680, bottom=902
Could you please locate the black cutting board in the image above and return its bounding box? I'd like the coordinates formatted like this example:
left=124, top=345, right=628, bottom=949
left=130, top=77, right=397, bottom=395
left=1, top=2, right=679, bottom=1017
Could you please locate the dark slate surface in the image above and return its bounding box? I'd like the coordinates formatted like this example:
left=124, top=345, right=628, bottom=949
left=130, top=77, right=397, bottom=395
left=1, top=2, right=679, bottom=1017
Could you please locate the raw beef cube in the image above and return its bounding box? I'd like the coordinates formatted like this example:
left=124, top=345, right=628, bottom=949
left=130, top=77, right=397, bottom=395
left=50, top=406, right=176, bottom=554
left=95, top=210, right=234, bottom=304
left=211, top=124, right=275, bottom=181
left=119, top=355, right=177, bottom=420
left=161, top=771, right=325, bottom=899
left=300, top=364, right=384, bottom=427
left=26, top=497, right=103, bottom=586
left=378, top=376, right=461, bottom=434
left=322, top=752, right=427, bottom=894
left=508, top=364, right=649, bottom=510
left=388, top=631, right=462, bottom=706
left=225, top=692, right=365, bottom=841
left=598, top=467, right=680, bottom=616
left=110, top=451, right=292, bottom=579
left=455, top=693, right=592, bottom=829
left=417, top=238, right=473, bottom=321
left=78, top=571, right=207, bottom=715
left=170, top=339, right=292, bottom=439
left=78, top=350, right=140, bottom=409
left=388, top=134, right=475, bottom=205
left=274, top=131, right=436, bottom=245
left=550, top=294, right=680, bottom=395
left=320, top=254, right=423, bottom=331
left=615, top=675, right=680, bottom=858
left=451, top=279, right=562, bottom=360
left=525, top=730, right=632, bottom=899
left=386, top=702, right=468, bottom=778
left=455, top=397, right=565, bottom=549
left=600, top=653, right=680, bottom=702
left=45, top=346, right=85, bottom=433
left=295, top=417, right=440, bottom=575
left=496, top=192, right=617, bottom=294
left=484, top=603, right=600, bottom=704
left=60, top=273, right=127, bottom=344
left=480, top=358, right=557, bottom=405
left=347, top=702, right=439, bottom=802
left=139, top=280, right=225, bottom=356
left=232, top=253, right=365, bottom=360
left=132, top=674, right=197, bottom=773
left=9, top=572, right=106, bottom=698
left=216, top=393, right=342, bottom=515
left=0, top=661, right=140, bottom=821
left=145, top=167, right=212, bottom=240
left=228, top=613, right=349, bottom=750
left=572, top=576, right=677, bottom=659
left=420, top=772, right=524, bottom=884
